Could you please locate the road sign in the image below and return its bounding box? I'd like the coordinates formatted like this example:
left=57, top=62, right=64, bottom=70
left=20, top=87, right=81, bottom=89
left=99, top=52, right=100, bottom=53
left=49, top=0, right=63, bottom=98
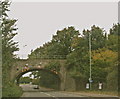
left=89, top=78, right=93, bottom=83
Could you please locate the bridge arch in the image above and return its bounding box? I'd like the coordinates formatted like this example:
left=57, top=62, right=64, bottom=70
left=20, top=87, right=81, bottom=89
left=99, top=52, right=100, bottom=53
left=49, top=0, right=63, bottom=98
left=14, top=66, right=61, bottom=87
left=11, top=59, right=69, bottom=91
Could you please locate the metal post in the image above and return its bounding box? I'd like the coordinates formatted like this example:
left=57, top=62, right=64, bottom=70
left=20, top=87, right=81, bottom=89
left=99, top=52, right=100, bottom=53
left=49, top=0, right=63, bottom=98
left=89, top=32, right=92, bottom=90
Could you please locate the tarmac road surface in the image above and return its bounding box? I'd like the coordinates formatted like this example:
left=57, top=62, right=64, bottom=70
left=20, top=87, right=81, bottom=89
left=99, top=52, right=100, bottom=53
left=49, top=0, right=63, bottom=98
left=20, top=84, right=118, bottom=99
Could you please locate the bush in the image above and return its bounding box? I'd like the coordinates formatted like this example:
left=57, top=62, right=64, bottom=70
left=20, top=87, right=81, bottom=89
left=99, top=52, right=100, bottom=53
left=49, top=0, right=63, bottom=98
left=2, top=82, right=23, bottom=98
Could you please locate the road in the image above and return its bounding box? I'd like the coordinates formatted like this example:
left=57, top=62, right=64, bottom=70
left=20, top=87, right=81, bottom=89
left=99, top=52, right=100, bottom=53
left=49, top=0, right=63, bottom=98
left=20, top=84, right=118, bottom=99
left=21, top=91, right=86, bottom=98
left=20, top=84, right=85, bottom=98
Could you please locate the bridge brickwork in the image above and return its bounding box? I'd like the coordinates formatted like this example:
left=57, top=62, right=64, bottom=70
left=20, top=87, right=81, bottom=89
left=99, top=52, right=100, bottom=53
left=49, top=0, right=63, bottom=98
left=10, top=59, right=76, bottom=91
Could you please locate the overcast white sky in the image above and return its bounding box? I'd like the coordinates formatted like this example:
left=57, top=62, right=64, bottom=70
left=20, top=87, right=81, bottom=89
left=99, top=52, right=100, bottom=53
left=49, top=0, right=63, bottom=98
left=9, top=1, right=118, bottom=59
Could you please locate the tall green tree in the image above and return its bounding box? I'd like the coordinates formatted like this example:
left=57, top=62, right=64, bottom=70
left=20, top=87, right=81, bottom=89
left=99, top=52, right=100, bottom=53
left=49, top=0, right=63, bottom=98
left=1, top=0, right=19, bottom=84
left=92, top=48, right=118, bottom=82
left=66, top=25, right=107, bottom=77
left=83, top=25, right=107, bottom=50
left=1, top=1, right=22, bottom=97
left=107, top=23, right=120, bottom=52
left=105, top=24, right=119, bottom=90
left=29, top=26, right=79, bottom=59
left=66, top=25, right=107, bottom=90
left=52, top=26, right=79, bottom=56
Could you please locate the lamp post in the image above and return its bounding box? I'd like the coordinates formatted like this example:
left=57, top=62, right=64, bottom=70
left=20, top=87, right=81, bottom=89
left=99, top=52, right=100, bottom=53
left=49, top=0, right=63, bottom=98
left=89, top=32, right=92, bottom=90
left=39, top=76, right=41, bottom=87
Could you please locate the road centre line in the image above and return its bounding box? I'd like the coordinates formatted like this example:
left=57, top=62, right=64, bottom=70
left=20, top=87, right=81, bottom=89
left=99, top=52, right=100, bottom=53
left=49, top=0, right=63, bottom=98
left=55, top=92, right=76, bottom=97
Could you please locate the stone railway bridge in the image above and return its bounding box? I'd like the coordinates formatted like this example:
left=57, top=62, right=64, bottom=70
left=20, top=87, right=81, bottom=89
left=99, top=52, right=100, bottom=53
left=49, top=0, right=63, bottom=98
left=10, top=59, right=76, bottom=91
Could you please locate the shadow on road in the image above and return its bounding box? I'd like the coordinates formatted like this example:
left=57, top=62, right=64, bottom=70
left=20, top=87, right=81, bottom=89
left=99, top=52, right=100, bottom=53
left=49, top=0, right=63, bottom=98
left=19, top=84, right=56, bottom=92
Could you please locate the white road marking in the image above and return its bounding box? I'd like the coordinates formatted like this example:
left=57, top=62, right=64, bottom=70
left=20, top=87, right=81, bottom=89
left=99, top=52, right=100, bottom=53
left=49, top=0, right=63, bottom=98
left=53, top=91, right=84, bottom=97
left=60, top=92, right=82, bottom=97
left=40, top=92, right=59, bottom=99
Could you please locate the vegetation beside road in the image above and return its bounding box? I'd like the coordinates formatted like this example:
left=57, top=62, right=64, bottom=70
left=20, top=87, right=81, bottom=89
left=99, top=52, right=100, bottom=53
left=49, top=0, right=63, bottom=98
left=1, top=1, right=23, bottom=98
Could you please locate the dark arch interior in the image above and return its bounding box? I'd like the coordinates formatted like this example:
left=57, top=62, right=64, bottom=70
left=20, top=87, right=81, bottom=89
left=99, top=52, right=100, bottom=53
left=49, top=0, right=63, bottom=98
left=15, top=68, right=61, bottom=90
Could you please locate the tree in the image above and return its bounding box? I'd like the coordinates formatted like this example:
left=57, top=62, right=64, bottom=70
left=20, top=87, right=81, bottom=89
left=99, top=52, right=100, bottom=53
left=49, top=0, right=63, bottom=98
left=19, top=77, right=32, bottom=84
left=66, top=25, right=106, bottom=86
left=52, top=26, right=79, bottom=55
left=109, top=23, right=120, bottom=36
left=92, top=48, right=118, bottom=83
left=1, top=1, right=19, bottom=83
left=83, top=25, right=107, bottom=50
left=28, top=26, right=80, bottom=59
left=106, top=24, right=120, bottom=52
left=105, top=24, right=119, bottom=90
left=1, top=1, right=22, bottom=97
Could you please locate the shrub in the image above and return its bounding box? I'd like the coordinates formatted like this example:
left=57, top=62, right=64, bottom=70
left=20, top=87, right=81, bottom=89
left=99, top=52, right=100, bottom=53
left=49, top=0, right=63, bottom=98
left=2, top=82, right=23, bottom=98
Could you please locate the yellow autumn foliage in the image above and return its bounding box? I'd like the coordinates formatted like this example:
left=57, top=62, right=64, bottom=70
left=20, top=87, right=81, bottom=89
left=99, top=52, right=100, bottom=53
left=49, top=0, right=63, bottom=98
left=92, top=48, right=118, bottom=63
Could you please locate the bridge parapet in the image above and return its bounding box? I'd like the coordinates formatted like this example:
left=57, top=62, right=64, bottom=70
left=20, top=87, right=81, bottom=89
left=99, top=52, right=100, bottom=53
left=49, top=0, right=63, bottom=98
left=14, top=59, right=66, bottom=67
left=11, top=59, right=66, bottom=82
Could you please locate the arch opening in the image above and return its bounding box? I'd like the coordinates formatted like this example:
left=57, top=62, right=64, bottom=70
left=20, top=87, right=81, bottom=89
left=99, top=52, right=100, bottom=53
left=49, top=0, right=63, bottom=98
left=15, top=68, right=61, bottom=91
